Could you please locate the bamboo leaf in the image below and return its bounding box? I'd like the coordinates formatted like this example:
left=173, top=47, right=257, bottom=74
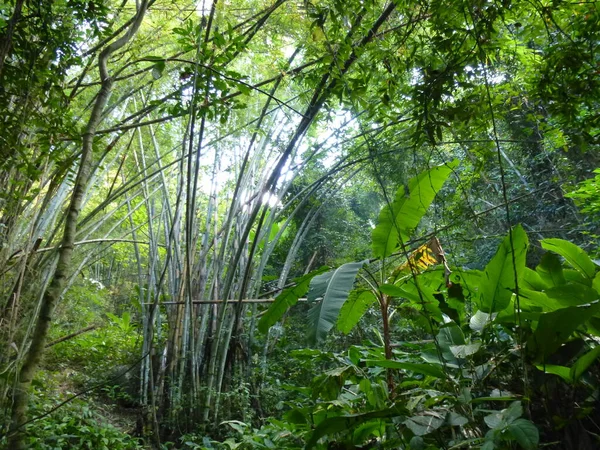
left=307, top=261, right=367, bottom=344
left=372, top=161, right=457, bottom=259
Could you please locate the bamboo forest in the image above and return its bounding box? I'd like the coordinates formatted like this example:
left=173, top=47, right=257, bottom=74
left=1, top=0, right=600, bottom=448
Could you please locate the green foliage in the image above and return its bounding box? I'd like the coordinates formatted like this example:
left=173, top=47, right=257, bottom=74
left=259, top=267, right=329, bottom=333
left=0, top=376, right=142, bottom=450
left=19, top=402, right=142, bottom=450
left=371, top=161, right=457, bottom=259
left=540, top=238, right=596, bottom=281
left=235, top=229, right=600, bottom=449
left=478, top=224, right=529, bottom=313
left=307, top=260, right=368, bottom=344
left=337, top=289, right=377, bottom=334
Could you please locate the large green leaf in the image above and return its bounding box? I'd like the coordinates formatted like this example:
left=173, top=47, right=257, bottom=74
left=305, top=406, right=405, bottom=449
left=372, top=161, right=457, bottom=259
left=479, top=225, right=529, bottom=313
left=570, top=345, right=600, bottom=382
left=541, top=238, right=596, bottom=281
left=534, top=364, right=572, bottom=383
left=529, top=301, right=600, bottom=362
left=404, top=412, right=445, bottom=436
left=307, top=260, right=367, bottom=344
left=258, top=267, right=329, bottom=333
left=536, top=252, right=566, bottom=288
left=507, top=419, right=539, bottom=450
left=365, top=359, right=445, bottom=378
left=337, top=289, right=377, bottom=334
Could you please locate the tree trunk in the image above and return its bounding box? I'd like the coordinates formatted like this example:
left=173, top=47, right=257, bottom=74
left=7, top=2, right=149, bottom=447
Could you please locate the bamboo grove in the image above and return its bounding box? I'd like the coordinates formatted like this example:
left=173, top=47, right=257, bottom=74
left=0, top=0, right=599, bottom=448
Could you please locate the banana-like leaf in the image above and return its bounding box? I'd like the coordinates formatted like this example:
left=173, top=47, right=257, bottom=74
left=478, top=224, right=528, bottom=313
left=258, top=266, right=329, bottom=333
left=307, top=260, right=367, bottom=344
left=337, top=289, right=377, bottom=334
left=372, top=160, right=457, bottom=259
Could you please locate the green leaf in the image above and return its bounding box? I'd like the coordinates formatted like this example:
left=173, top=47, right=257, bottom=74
left=593, top=272, right=600, bottom=295
left=372, top=161, right=457, bottom=259
left=447, top=412, right=468, bottom=427
left=536, top=252, right=565, bottom=287
left=529, top=301, right=600, bottom=362
left=507, top=419, right=539, bottom=450
left=258, top=267, right=329, bottom=333
left=534, top=364, right=572, bottom=383
left=379, top=283, right=406, bottom=297
left=541, top=238, right=595, bottom=280
left=305, top=406, right=405, bottom=449
left=364, top=360, right=445, bottom=378
left=404, top=413, right=445, bottom=436
left=479, top=225, right=529, bottom=313
left=570, top=345, right=600, bottom=382
left=449, top=342, right=481, bottom=358
left=522, top=268, right=547, bottom=291
left=337, top=289, right=377, bottom=334
left=151, top=60, right=165, bottom=80
left=409, top=436, right=425, bottom=450
left=307, top=261, right=367, bottom=344
left=436, top=323, right=465, bottom=365
left=470, top=310, right=495, bottom=332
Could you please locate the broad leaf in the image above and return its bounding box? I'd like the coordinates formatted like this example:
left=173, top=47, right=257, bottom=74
left=507, top=419, right=539, bottom=450
left=258, top=267, right=329, bottom=333
left=372, top=161, right=457, bottom=259
left=541, top=238, right=595, bottom=280
left=536, top=252, right=565, bottom=287
left=307, top=261, right=367, bottom=344
left=449, top=342, right=481, bottom=358
left=365, top=360, right=445, bottom=378
left=437, top=323, right=465, bottom=365
left=305, top=406, right=405, bottom=449
left=337, top=289, right=377, bottom=334
left=529, top=301, right=600, bottom=362
left=479, top=225, right=529, bottom=313
left=570, top=345, right=600, bottom=382
left=535, top=364, right=572, bottom=383
left=470, top=310, right=495, bottom=332
left=404, top=413, right=445, bottom=436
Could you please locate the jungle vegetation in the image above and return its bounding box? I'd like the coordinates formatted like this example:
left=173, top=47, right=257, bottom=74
left=0, top=0, right=600, bottom=448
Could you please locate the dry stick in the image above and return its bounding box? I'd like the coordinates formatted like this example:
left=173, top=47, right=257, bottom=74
left=44, top=325, right=98, bottom=348
left=154, top=299, right=309, bottom=305
left=7, top=3, right=150, bottom=448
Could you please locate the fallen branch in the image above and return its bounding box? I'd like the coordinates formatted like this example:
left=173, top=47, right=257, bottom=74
left=45, top=325, right=98, bottom=348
